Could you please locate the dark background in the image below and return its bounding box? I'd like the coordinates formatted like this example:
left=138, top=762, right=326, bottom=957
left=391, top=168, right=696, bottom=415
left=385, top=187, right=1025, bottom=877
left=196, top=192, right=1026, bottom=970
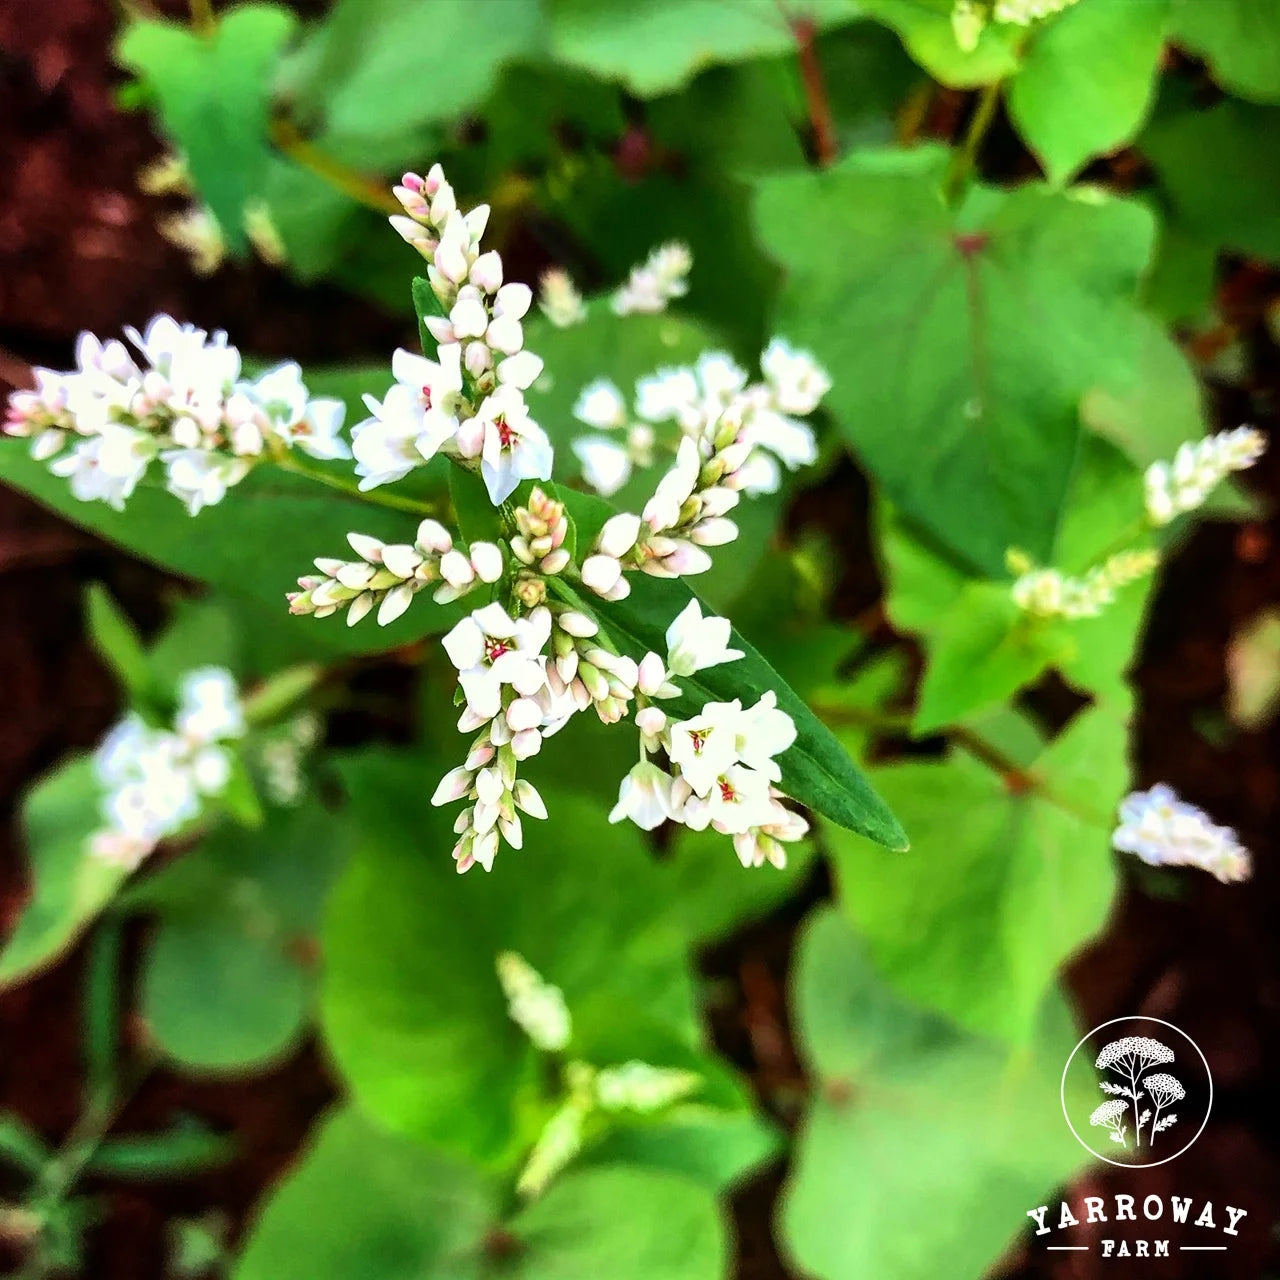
left=1, top=1, right=1277, bottom=1275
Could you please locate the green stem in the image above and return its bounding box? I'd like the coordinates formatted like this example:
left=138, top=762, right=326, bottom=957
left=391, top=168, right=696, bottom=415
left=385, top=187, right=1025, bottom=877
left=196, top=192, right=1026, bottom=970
left=269, top=120, right=401, bottom=217
left=270, top=453, right=438, bottom=517
left=945, top=81, right=1002, bottom=202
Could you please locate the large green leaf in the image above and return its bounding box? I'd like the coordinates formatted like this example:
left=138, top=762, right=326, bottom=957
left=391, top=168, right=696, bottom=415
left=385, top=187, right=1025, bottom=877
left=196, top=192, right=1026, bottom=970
left=780, top=908, right=1091, bottom=1280
left=1008, top=0, right=1168, bottom=185
left=826, top=703, right=1125, bottom=1042
left=577, top=557, right=907, bottom=850
left=136, top=806, right=349, bottom=1071
left=0, top=758, right=129, bottom=987
left=236, top=1109, right=727, bottom=1280
left=1166, top=0, right=1280, bottom=104
left=234, top=1108, right=497, bottom=1280
left=0, top=439, right=458, bottom=657
left=117, top=5, right=297, bottom=252
left=754, top=151, right=1157, bottom=574
left=546, top=0, right=858, bottom=96
left=320, top=750, right=702, bottom=1164
left=1143, top=97, right=1280, bottom=264
left=287, top=0, right=545, bottom=147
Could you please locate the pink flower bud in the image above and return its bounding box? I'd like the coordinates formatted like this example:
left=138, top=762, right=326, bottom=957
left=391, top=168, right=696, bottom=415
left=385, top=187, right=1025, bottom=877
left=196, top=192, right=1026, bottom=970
left=506, top=697, right=543, bottom=733
left=464, top=341, right=492, bottom=378
left=691, top=517, right=737, bottom=547
left=415, top=519, right=453, bottom=554
left=494, top=282, right=532, bottom=320
left=431, top=766, right=473, bottom=806
left=637, top=652, right=667, bottom=696
left=424, top=315, right=455, bottom=345
left=439, top=549, right=476, bottom=588
left=540, top=548, right=570, bottom=576
left=511, top=728, right=542, bottom=760
left=454, top=417, right=485, bottom=458
left=636, top=706, right=666, bottom=737
left=557, top=609, right=598, bottom=638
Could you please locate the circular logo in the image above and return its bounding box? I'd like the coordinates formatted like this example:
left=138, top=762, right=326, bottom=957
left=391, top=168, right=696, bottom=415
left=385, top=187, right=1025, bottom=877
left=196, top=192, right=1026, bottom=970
left=1060, top=1017, right=1212, bottom=1169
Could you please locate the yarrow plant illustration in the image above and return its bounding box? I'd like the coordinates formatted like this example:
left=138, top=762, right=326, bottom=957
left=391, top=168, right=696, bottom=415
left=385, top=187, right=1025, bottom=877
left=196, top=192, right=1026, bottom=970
left=1094, top=1036, right=1182, bottom=1153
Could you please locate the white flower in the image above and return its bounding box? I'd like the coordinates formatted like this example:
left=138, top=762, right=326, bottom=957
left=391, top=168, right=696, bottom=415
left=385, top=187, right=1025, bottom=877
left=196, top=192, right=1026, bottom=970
left=49, top=426, right=155, bottom=510
left=351, top=385, right=447, bottom=490
left=573, top=436, right=632, bottom=496
left=442, top=603, right=550, bottom=718
left=391, top=343, right=466, bottom=425
left=1113, top=784, right=1251, bottom=884
left=760, top=339, right=831, bottom=416
left=538, top=267, right=587, bottom=328
left=635, top=368, right=700, bottom=425
left=667, top=701, right=743, bottom=797
left=608, top=761, right=675, bottom=830
left=665, top=599, right=743, bottom=677
left=741, top=408, right=817, bottom=473
left=695, top=352, right=748, bottom=403
left=161, top=449, right=251, bottom=515
left=476, top=387, right=554, bottom=504
left=573, top=379, right=628, bottom=431
left=176, top=667, right=245, bottom=742
left=643, top=436, right=701, bottom=531
left=612, top=242, right=692, bottom=316
left=735, top=691, right=796, bottom=781
left=703, top=763, right=776, bottom=834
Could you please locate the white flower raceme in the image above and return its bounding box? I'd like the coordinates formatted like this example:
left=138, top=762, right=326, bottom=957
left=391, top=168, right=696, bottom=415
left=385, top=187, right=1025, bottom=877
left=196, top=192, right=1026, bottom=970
left=538, top=267, right=587, bottom=328
left=380, top=164, right=553, bottom=503
left=611, top=242, right=692, bottom=316
left=288, top=522, right=503, bottom=626
left=1144, top=427, right=1267, bottom=526
left=1112, top=784, right=1252, bottom=884
left=4, top=317, right=347, bottom=514
left=574, top=339, right=828, bottom=504
left=89, top=667, right=247, bottom=870
left=496, top=951, right=572, bottom=1052
left=1010, top=548, right=1159, bottom=621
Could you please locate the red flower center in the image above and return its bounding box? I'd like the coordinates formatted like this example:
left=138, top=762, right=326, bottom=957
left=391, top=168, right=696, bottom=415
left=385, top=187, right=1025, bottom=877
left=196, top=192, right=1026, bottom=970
left=496, top=414, right=515, bottom=449
left=717, top=777, right=736, bottom=803
left=485, top=639, right=509, bottom=663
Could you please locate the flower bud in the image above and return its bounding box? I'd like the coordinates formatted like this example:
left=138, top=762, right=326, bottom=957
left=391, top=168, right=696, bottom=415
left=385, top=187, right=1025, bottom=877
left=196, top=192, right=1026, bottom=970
left=380, top=544, right=423, bottom=578
left=557, top=610, right=598, bottom=638
left=470, top=541, right=504, bottom=583
left=346, top=532, right=385, bottom=562
left=440, top=549, right=476, bottom=588
left=635, top=706, right=666, bottom=737
left=469, top=250, right=503, bottom=294
left=377, top=583, right=415, bottom=625
left=464, top=341, right=492, bottom=378
left=506, top=697, right=543, bottom=733
left=540, top=548, right=570, bottom=576
left=511, top=728, right=542, bottom=760
left=596, top=512, right=642, bottom=558
left=637, top=652, right=667, bottom=696
left=581, top=554, right=622, bottom=595
left=432, top=766, right=473, bottom=805
left=415, top=519, right=453, bottom=554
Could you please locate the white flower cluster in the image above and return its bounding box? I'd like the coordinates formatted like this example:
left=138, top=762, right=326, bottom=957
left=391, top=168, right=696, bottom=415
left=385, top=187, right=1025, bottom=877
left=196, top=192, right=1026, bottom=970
left=287, top=520, right=504, bottom=627
left=1145, top=427, right=1267, bottom=526
left=379, top=166, right=552, bottom=503
left=1112, top=784, right=1252, bottom=884
left=572, top=340, right=829, bottom=499
left=609, top=602, right=808, bottom=870
left=4, top=317, right=347, bottom=515
left=1009, top=549, right=1159, bottom=620
left=494, top=952, right=701, bottom=1199
left=611, top=242, right=692, bottom=316
left=538, top=267, right=587, bottom=328
left=89, top=668, right=246, bottom=870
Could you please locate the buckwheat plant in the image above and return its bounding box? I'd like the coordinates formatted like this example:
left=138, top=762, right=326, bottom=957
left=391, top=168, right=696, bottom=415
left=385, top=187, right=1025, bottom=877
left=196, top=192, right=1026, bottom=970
left=289, top=165, right=816, bottom=875
left=3, top=318, right=347, bottom=514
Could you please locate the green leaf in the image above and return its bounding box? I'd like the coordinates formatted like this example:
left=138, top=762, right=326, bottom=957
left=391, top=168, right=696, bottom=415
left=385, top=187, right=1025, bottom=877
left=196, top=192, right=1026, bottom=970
left=754, top=153, right=1158, bottom=574
left=0, top=439, right=458, bottom=658
left=234, top=1108, right=497, bottom=1280
left=1008, top=0, right=1168, bottom=185
left=506, top=1165, right=728, bottom=1279
left=85, top=585, right=152, bottom=706
left=287, top=0, right=546, bottom=148
left=321, top=750, right=700, bottom=1163
left=859, top=0, right=1021, bottom=87
left=139, top=805, right=348, bottom=1071
left=577, top=559, right=907, bottom=849
left=449, top=467, right=504, bottom=543
left=1143, top=96, right=1280, bottom=264
left=780, top=908, right=1091, bottom=1280
left=1166, top=0, right=1280, bottom=104
left=235, top=1109, right=728, bottom=1280
left=117, top=5, right=297, bottom=252
left=826, top=703, right=1126, bottom=1041
left=546, top=0, right=858, bottom=96
left=85, top=1122, right=233, bottom=1178
left=914, top=583, right=1071, bottom=733
left=0, top=758, right=130, bottom=987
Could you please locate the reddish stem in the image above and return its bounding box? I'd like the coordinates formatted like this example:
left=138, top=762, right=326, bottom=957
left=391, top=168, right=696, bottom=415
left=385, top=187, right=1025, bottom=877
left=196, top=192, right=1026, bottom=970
left=791, top=17, right=838, bottom=168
